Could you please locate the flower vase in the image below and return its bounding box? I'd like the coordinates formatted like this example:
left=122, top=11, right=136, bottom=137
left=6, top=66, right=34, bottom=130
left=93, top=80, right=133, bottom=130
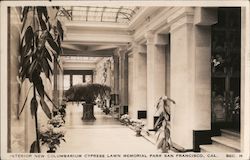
left=47, top=148, right=56, bottom=153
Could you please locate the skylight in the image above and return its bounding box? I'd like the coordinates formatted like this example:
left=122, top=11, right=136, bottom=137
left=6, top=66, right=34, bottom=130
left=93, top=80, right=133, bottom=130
left=58, top=6, right=140, bottom=24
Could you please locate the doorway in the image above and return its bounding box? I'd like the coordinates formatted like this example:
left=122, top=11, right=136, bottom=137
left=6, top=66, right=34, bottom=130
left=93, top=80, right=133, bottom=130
left=211, top=7, right=241, bottom=134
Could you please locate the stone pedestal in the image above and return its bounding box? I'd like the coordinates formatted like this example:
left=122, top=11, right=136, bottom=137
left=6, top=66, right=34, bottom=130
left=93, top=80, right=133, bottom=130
left=82, top=104, right=96, bottom=121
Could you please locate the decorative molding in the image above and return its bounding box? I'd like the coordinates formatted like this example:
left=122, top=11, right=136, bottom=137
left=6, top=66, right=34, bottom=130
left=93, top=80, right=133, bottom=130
left=170, top=14, right=194, bottom=33
left=134, top=7, right=194, bottom=42
left=145, top=31, right=169, bottom=45
left=128, top=7, right=160, bottom=30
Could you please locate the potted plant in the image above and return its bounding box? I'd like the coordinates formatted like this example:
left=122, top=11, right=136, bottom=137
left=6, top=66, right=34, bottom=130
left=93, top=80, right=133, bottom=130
left=18, top=6, right=66, bottom=152
left=65, top=83, right=111, bottom=121
left=154, top=96, right=175, bottom=153
left=120, top=114, right=131, bottom=126
left=131, top=119, right=145, bottom=137
left=39, top=115, right=66, bottom=153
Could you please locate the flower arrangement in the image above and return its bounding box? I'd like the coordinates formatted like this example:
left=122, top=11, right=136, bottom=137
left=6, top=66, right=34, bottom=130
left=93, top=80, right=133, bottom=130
left=120, top=115, right=145, bottom=136
left=120, top=114, right=131, bottom=125
left=131, top=119, right=145, bottom=136
left=39, top=115, right=66, bottom=153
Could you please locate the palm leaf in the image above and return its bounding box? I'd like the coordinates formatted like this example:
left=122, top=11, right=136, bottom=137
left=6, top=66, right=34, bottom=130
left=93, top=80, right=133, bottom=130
left=154, top=113, right=164, bottom=130
left=21, top=7, right=30, bottom=32
left=46, top=32, right=61, bottom=55
left=57, top=20, right=64, bottom=40
left=33, top=74, right=44, bottom=98
left=44, top=91, right=59, bottom=109
left=41, top=57, right=52, bottom=80
left=61, top=7, right=71, bottom=20
left=37, top=7, right=48, bottom=22
left=40, top=98, right=52, bottom=119
left=155, top=97, right=162, bottom=110
left=44, top=48, right=52, bottom=62
left=18, top=85, right=33, bottom=118
left=30, top=141, right=38, bottom=153
left=30, top=97, right=38, bottom=118
left=157, top=138, right=164, bottom=149
left=54, top=57, right=62, bottom=71
left=156, top=130, right=163, bottom=142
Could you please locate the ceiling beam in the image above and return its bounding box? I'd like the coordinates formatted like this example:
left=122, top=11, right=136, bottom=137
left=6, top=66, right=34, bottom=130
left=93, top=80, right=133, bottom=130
left=63, top=61, right=96, bottom=70
left=62, top=49, right=114, bottom=57
left=64, top=21, right=128, bottom=31
left=87, top=45, right=118, bottom=51
left=61, top=43, right=85, bottom=51
left=64, top=33, right=132, bottom=44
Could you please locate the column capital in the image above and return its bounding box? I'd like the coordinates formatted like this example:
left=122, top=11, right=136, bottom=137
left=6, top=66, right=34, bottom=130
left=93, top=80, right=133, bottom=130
left=170, top=9, right=194, bottom=33
left=194, top=7, right=218, bottom=26
left=131, top=42, right=147, bottom=54
left=144, top=31, right=155, bottom=45
left=144, top=31, right=169, bottom=45
left=114, top=46, right=128, bottom=57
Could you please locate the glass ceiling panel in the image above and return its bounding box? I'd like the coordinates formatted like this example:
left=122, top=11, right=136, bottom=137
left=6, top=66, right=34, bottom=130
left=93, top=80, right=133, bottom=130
left=59, top=6, right=140, bottom=24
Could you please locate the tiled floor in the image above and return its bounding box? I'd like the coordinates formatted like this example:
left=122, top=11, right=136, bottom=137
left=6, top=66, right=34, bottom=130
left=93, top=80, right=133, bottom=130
left=56, top=103, right=159, bottom=153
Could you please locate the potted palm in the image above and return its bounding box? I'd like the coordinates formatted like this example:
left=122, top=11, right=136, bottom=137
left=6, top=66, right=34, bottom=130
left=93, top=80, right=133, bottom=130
left=65, top=83, right=111, bottom=121
left=18, top=6, right=66, bottom=152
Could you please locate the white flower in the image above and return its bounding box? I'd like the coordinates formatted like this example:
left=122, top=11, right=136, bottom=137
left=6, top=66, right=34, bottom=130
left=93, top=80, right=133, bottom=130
left=130, top=118, right=136, bottom=123
left=53, top=127, right=62, bottom=134
left=47, top=124, right=54, bottom=130
left=39, top=125, right=48, bottom=134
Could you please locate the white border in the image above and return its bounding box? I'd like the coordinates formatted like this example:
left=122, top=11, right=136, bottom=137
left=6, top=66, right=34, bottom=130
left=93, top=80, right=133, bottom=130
left=1, top=3, right=8, bottom=157
left=1, top=1, right=250, bottom=160
left=0, top=1, right=249, bottom=7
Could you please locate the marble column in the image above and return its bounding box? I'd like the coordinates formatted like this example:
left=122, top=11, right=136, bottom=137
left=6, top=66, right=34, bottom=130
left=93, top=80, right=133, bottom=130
left=170, top=7, right=217, bottom=149
left=118, top=48, right=128, bottom=114
left=145, top=32, right=168, bottom=129
left=129, top=43, right=147, bottom=119
left=113, top=54, right=119, bottom=95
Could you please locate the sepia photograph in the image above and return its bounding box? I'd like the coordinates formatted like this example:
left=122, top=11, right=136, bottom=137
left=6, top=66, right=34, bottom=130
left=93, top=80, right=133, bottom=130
left=0, top=0, right=250, bottom=160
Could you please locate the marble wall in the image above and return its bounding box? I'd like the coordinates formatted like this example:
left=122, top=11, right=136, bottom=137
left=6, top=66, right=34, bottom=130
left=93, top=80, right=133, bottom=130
left=9, top=8, right=27, bottom=152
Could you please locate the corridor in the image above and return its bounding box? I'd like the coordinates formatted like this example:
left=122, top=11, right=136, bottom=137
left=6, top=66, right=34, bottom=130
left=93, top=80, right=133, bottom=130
left=56, top=103, right=159, bottom=153
left=3, top=4, right=249, bottom=158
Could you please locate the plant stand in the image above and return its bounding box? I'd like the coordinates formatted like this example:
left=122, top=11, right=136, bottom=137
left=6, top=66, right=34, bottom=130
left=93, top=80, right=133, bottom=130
left=82, top=103, right=96, bottom=121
